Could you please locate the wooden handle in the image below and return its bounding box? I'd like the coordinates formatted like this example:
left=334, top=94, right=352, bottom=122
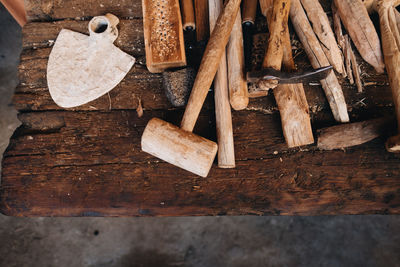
left=242, top=0, right=258, bottom=23
left=209, top=0, right=235, bottom=168
left=227, top=8, right=249, bottom=110
left=262, top=0, right=290, bottom=70
left=194, top=0, right=210, bottom=41
left=181, top=0, right=242, bottom=132
left=180, top=0, right=196, bottom=30
left=1, top=0, right=27, bottom=26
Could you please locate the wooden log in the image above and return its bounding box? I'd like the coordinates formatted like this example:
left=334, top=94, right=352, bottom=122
left=142, top=0, right=186, bottom=73
left=209, top=0, right=235, bottom=168
left=317, top=117, right=394, bottom=150
left=2, top=110, right=400, bottom=216
left=194, top=0, right=210, bottom=42
left=227, top=8, right=249, bottom=110
left=334, top=0, right=385, bottom=74
left=300, top=0, right=345, bottom=75
left=290, top=0, right=349, bottom=123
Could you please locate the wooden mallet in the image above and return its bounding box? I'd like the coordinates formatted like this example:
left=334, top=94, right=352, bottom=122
left=141, top=0, right=242, bottom=177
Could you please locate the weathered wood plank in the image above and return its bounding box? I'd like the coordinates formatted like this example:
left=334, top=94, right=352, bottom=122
left=22, top=20, right=145, bottom=56
left=15, top=46, right=393, bottom=114
left=1, top=111, right=399, bottom=216
left=3, top=0, right=398, bottom=217
left=25, top=0, right=142, bottom=22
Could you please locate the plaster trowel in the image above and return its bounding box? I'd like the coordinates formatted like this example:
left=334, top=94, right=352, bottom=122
left=47, top=14, right=135, bottom=108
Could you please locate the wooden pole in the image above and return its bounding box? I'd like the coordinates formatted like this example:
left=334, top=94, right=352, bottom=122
left=209, top=0, right=235, bottom=168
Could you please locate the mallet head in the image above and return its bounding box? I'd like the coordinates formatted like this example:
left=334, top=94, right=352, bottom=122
left=141, top=118, right=218, bottom=177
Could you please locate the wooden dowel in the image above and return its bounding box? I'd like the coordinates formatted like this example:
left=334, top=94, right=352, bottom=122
left=209, top=0, right=235, bottom=168
left=180, top=0, right=196, bottom=30
left=194, top=0, right=210, bottom=42
left=242, top=0, right=258, bottom=23
left=290, top=0, right=349, bottom=123
left=227, top=8, right=249, bottom=110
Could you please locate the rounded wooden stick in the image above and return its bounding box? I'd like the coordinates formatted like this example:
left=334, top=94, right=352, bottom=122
left=194, top=0, right=210, bottom=42
left=209, top=0, right=235, bottom=168
left=180, top=0, right=196, bottom=30
left=227, top=8, right=249, bottom=110
left=242, top=0, right=258, bottom=23
left=181, top=0, right=242, bottom=132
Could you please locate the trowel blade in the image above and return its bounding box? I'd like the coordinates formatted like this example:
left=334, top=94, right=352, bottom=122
left=47, top=29, right=135, bottom=108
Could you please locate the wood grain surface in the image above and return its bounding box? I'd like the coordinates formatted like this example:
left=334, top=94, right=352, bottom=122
left=1, top=0, right=400, bottom=216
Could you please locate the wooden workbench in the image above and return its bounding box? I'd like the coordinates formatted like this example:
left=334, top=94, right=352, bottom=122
left=1, top=0, right=399, bottom=216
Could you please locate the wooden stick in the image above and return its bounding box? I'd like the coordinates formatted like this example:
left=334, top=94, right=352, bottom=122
left=227, top=8, right=249, bottom=110
left=194, top=0, right=210, bottom=42
left=0, top=0, right=27, bottom=26
left=209, top=0, right=235, bottom=168
left=290, top=0, right=349, bottom=123
left=334, top=0, right=385, bottom=74
left=181, top=0, right=241, bottom=132
left=300, top=0, right=345, bottom=75
left=349, top=39, right=363, bottom=93
left=318, top=117, right=393, bottom=150
left=180, top=0, right=196, bottom=30
left=331, top=1, right=345, bottom=52
left=344, top=35, right=354, bottom=85
left=242, top=0, right=258, bottom=23
left=142, top=0, right=186, bottom=73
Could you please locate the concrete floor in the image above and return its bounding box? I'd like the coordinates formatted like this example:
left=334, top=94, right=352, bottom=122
left=0, top=4, right=399, bottom=267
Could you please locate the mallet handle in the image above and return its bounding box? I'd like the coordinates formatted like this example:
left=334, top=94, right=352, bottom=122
left=181, top=0, right=242, bottom=132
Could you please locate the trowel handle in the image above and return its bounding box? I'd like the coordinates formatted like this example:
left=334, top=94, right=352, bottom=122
left=88, top=14, right=119, bottom=42
left=180, top=0, right=242, bottom=132
left=104, top=13, right=120, bottom=27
